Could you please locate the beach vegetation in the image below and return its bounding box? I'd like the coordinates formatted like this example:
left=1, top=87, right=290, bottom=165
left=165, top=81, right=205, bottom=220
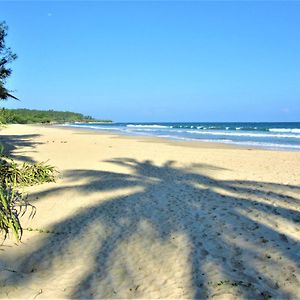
left=0, top=21, right=18, bottom=101
left=0, top=153, right=56, bottom=241
left=0, top=157, right=57, bottom=187
left=0, top=108, right=112, bottom=124
left=0, top=108, right=15, bottom=124
left=0, top=21, right=60, bottom=241
left=0, top=42, right=56, bottom=242
left=0, top=179, right=36, bottom=241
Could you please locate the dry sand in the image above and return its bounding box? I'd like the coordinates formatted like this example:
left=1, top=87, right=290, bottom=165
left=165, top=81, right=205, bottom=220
left=0, top=124, right=299, bottom=299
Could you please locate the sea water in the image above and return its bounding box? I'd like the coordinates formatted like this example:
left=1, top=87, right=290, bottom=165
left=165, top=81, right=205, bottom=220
left=62, top=122, right=300, bottom=151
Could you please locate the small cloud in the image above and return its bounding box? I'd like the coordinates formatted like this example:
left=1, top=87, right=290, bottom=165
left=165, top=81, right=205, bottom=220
left=47, top=13, right=52, bottom=17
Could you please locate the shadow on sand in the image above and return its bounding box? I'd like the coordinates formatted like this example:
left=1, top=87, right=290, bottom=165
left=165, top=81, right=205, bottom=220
left=1, top=158, right=300, bottom=298
left=0, top=134, right=42, bottom=163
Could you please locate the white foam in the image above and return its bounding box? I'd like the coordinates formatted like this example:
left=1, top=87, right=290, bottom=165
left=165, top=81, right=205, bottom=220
left=126, top=124, right=170, bottom=129
left=186, top=130, right=300, bottom=139
left=269, top=128, right=300, bottom=133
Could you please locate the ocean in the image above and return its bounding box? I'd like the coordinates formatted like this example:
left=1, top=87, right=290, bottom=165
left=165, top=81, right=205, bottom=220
left=62, top=122, right=300, bottom=151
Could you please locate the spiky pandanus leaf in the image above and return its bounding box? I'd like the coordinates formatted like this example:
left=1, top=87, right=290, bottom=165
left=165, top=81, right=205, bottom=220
left=0, top=157, right=57, bottom=187
left=0, top=179, right=36, bottom=241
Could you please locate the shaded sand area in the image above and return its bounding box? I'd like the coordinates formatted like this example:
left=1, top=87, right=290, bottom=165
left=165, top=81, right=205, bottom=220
left=0, top=124, right=300, bottom=299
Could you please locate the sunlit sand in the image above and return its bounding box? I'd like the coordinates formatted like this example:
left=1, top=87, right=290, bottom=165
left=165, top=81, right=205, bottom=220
left=0, top=124, right=299, bottom=299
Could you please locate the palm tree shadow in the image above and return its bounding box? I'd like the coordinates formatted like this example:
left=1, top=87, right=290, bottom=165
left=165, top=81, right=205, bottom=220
left=1, top=158, right=300, bottom=299
left=0, top=134, right=42, bottom=163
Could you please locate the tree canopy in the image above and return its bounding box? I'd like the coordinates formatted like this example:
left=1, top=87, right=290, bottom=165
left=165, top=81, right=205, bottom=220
left=0, top=108, right=112, bottom=124
left=0, top=21, right=17, bottom=100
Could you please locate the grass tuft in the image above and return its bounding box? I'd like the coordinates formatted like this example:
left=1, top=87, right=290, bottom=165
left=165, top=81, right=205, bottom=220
left=0, top=180, right=36, bottom=241
left=0, top=157, right=57, bottom=187
left=0, top=144, right=57, bottom=241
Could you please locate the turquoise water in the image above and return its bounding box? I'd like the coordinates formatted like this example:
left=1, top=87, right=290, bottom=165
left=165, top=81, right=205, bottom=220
left=62, top=122, right=300, bottom=151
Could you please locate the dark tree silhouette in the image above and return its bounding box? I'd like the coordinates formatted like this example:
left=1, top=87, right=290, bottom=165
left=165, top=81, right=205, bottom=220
left=0, top=21, right=17, bottom=100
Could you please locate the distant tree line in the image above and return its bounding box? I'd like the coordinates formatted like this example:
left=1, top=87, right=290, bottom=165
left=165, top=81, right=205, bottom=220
left=0, top=108, right=112, bottom=124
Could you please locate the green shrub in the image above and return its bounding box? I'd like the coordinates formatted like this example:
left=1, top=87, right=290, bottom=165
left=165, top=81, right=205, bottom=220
left=0, top=158, right=57, bottom=187
left=0, top=108, right=17, bottom=124
left=0, top=153, right=57, bottom=241
left=0, top=181, right=35, bottom=241
left=0, top=108, right=111, bottom=124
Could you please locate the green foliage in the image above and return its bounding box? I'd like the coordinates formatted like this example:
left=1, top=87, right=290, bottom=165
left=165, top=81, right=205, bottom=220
left=0, top=156, right=56, bottom=241
left=0, top=108, right=111, bottom=124
left=0, top=21, right=39, bottom=242
left=0, top=152, right=57, bottom=241
left=0, top=180, right=35, bottom=241
left=0, top=157, right=57, bottom=187
left=0, top=21, right=18, bottom=100
left=0, top=107, right=15, bottom=124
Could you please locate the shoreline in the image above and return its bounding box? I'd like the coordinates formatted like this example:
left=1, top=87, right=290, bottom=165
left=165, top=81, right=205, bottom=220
left=53, top=123, right=300, bottom=153
left=48, top=123, right=286, bottom=152
left=0, top=124, right=299, bottom=298
left=50, top=123, right=242, bottom=150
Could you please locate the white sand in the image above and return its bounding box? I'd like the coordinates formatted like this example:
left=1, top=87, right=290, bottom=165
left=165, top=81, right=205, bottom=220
left=0, top=124, right=299, bottom=299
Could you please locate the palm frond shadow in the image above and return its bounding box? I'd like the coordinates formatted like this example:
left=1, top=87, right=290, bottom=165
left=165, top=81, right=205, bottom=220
left=1, top=158, right=300, bottom=298
left=0, top=134, right=42, bottom=163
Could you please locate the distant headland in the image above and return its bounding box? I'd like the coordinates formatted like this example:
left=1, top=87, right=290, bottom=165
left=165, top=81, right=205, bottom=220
left=0, top=108, right=112, bottom=124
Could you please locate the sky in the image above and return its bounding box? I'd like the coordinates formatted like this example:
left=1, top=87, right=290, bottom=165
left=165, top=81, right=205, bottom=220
left=0, top=1, right=299, bottom=122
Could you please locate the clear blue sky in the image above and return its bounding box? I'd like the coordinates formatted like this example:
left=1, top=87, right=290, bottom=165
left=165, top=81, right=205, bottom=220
left=1, top=1, right=299, bottom=122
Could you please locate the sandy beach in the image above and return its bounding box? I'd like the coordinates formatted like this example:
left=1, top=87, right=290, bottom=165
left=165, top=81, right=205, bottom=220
left=0, top=124, right=299, bottom=299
